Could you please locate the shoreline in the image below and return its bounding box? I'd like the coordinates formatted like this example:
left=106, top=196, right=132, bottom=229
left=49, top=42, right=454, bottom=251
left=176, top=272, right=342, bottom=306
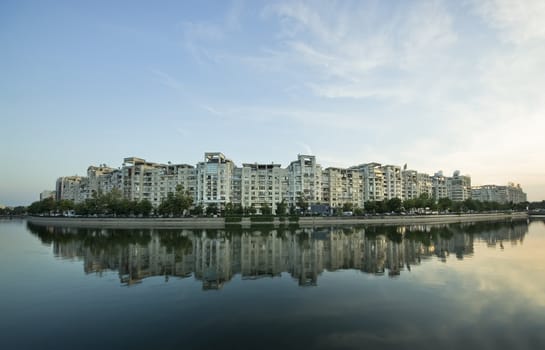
left=26, top=212, right=528, bottom=229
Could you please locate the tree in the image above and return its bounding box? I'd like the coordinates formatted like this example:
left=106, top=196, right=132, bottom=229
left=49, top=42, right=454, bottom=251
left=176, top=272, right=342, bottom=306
left=206, top=203, right=218, bottom=216
left=260, top=203, right=272, bottom=215
left=437, top=198, right=452, bottom=212
left=158, top=185, right=193, bottom=217
left=191, top=204, right=204, bottom=216
left=135, top=199, right=152, bottom=217
left=244, top=204, right=256, bottom=216
left=275, top=200, right=287, bottom=216
left=415, top=193, right=431, bottom=209
left=403, top=198, right=416, bottom=211
left=296, top=193, right=308, bottom=213
left=342, top=202, right=354, bottom=212
left=353, top=207, right=364, bottom=216
left=386, top=198, right=402, bottom=213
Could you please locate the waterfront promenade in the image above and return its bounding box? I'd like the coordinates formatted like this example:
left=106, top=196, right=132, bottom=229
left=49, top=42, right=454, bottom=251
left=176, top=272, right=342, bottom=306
left=26, top=212, right=528, bottom=229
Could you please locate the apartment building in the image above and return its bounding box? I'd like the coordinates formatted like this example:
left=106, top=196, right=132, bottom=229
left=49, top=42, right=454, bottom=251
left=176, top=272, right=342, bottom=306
left=51, top=152, right=528, bottom=210
left=55, top=176, right=86, bottom=202
left=416, top=173, right=433, bottom=198
left=40, top=190, right=55, bottom=201
left=286, top=155, right=322, bottom=208
left=447, top=171, right=471, bottom=202
left=471, top=183, right=527, bottom=204
left=382, top=165, right=402, bottom=200
left=87, top=165, right=116, bottom=197
left=350, top=163, right=384, bottom=202
left=401, top=169, right=418, bottom=200
left=432, top=171, right=449, bottom=201
left=322, top=167, right=364, bottom=209
left=196, top=152, right=235, bottom=208
left=121, top=157, right=163, bottom=202
left=239, top=163, right=286, bottom=214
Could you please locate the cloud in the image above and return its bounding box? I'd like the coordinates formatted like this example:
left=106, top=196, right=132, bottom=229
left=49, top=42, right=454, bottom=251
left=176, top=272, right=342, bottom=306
left=262, top=0, right=458, bottom=103
left=201, top=104, right=222, bottom=116
left=151, top=69, right=184, bottom=91
left=475, top=0, right=545, bottom=44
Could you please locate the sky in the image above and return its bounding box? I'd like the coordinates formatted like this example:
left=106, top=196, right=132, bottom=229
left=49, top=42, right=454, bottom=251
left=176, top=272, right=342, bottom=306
left=1, top=0, right=545, bottom=206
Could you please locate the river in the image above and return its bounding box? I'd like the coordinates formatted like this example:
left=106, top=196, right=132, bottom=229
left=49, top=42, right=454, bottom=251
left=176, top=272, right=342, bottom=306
left=1, top=218, right=544, bottom=349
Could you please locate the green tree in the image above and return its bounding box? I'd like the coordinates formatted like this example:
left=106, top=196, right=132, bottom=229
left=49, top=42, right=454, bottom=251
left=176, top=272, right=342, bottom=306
left=135, top=199, right=152, bottom=217
left=403, top=198, right=416, bottom=211
left=437, top=197, right=452, bottom=212
left=158, top=185, right=193, bottom=217
left=342, top=202, right=354, bottom=212
left=296, top=193, right=308, bottom=213
left=191, top=204, right=204, bottom=216
left=260, top=203, right=272, bottom=215
left=206, top=203, right=219, bottom=216
left=386, top=198, right=402, bottom=213
left=245, top=204, right=257, bottom=216
left=275, top=200, right=287, bottom=216
left=353, top=207, right=364, bottom=216
left=364, top=201, right=377, bottom=214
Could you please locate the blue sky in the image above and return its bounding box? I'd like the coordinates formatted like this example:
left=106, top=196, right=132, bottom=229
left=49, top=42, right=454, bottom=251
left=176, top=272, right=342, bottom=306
left=2, top=0, right=545, bottom=205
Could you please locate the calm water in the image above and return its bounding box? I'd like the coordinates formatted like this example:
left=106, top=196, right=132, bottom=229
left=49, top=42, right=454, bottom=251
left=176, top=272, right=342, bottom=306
left=1, top=219, right=544, bottom=350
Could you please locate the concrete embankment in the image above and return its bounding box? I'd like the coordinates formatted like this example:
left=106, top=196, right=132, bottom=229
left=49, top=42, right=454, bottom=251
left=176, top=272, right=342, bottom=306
left=297, top=212, right=528, bottom=227
left=26, top=212, right=527, bottom=229
left=26, top=216, right=226, bottom=229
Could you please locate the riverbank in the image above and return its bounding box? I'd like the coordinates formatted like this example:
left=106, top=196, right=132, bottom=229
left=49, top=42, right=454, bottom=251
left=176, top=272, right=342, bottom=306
left=26, top=212, right=528, bottom=229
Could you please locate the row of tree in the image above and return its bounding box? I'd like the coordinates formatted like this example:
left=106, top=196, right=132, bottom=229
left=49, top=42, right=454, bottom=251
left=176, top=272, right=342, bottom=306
left=27, top=190, right=154, bottom=217
left=22, top=191, right=529, bottom=218
left=328, top=194, right=527, bottom=215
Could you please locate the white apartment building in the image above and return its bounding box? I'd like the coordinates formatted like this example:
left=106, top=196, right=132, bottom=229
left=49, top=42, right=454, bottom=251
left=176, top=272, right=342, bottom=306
left=87, top=165, right=116, bottom=197
left=196, top=152, right=235, bottom=208
left=401, top=169, right=418, bottom=200
left=51, top=152, right=526, bottom=210
left=122, top=157, right=164, bottom=202
left=40, top=190, right=55, bottom=201
left=55, top=176, right=85, bottom=203
left=416, top=173, right=433, bottom=198
left=351, top=163, right=384, bottom=202
left=432, top=171, right=449, bottom=201
left=146, top=163, right=196, bottom=208
left=381, top=165, right=402, bottom=200
left=286, top=155, right=322, bottom=208
left=447, top=171, right=471, bottom=202
left=471, top=183, right=527, bottom=204
left=239, top=163, right=286, bottom=214
left=322, top=167, right=364, bottom=209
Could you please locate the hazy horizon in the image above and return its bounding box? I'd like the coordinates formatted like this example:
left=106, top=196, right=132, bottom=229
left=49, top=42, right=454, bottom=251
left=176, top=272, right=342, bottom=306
left=2, top=0, right=545, bottom=206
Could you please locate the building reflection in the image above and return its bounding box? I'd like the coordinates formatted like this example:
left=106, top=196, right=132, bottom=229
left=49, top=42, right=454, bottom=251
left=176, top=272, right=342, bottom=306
left=27, top=221, right=529, bottom=289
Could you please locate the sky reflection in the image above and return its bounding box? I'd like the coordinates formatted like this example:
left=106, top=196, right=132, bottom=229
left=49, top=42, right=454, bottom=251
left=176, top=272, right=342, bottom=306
left=0, top=219, right=543, bottom=350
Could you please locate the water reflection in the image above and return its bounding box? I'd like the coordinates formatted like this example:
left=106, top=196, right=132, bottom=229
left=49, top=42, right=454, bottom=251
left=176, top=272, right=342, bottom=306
left=26, top=221, right=528, bottom=289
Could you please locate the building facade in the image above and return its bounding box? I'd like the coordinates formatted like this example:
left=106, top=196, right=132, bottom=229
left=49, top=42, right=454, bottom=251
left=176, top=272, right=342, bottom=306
left=49, top=152, right=526, bottom=210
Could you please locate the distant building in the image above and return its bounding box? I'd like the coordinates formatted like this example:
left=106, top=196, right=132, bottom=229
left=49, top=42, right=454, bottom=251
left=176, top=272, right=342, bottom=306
left=55, top=176, right=85, bottom=202
left=471, top=183, right=527, bottom=204
left=40, top=190, right=55, bottom=201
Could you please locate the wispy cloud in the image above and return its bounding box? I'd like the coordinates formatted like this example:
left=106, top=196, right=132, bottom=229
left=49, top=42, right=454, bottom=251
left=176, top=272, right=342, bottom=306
left=151, top=69, right=184, bottom=91
left=201, top=104, right=222, bottom=116
left=262, top=0, right=458, bottom=102
left=474, top=0, right=545, bottom=44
